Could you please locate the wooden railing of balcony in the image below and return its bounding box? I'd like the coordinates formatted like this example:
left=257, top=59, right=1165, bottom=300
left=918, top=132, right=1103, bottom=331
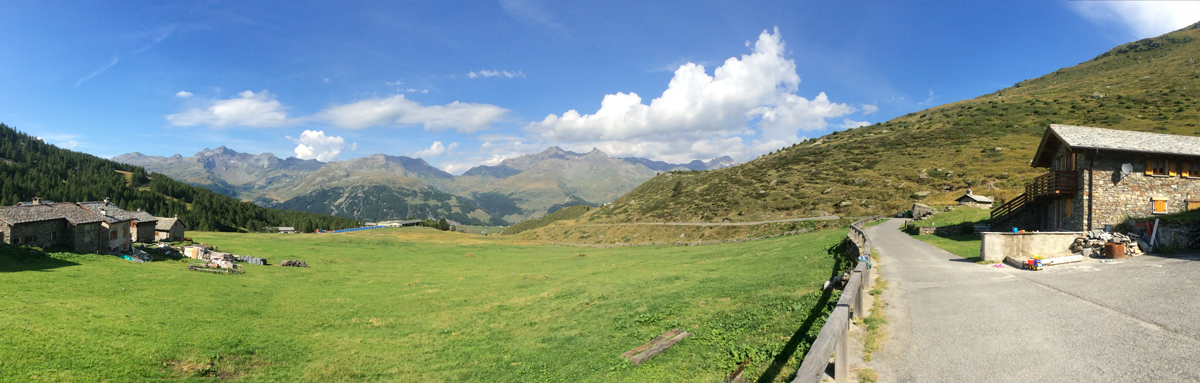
left=1026, top=171, right=1077, bottom=199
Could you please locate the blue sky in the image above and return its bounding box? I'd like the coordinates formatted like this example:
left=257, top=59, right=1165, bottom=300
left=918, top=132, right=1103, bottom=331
left=2, top=1, right=1199, bottom=174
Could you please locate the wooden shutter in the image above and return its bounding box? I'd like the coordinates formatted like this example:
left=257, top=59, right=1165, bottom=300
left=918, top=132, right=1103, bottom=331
left=1154, top=199, right=1167, bottom=214
left=1169, top=160, right=1178, bottom=177
left=1145, top=159, right=1154, bottom=175
left=1184, top=162, right=1192, bottom=178
left=1188, top=200, right=1200, bottom=211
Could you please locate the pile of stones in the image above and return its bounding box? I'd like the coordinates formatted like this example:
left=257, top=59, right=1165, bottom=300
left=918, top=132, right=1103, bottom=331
left=1071, top=230, right=1146, bottom=257
left=280, top=260, right=308, bottom=267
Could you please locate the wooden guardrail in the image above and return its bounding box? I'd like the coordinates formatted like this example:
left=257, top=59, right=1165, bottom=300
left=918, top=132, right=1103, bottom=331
left=990, top=192, right=1028, bottom=225
left=791, top=215, right=881, bottom=383
left=1026, top=170, right=1077, bottom=198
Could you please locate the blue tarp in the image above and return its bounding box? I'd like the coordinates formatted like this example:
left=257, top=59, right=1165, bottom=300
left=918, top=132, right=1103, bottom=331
left=330, top=226, right=386, bottom=234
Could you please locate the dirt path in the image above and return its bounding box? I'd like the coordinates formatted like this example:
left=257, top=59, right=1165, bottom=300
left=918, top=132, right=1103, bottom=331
left=865, top=218, right=1200, bottom=382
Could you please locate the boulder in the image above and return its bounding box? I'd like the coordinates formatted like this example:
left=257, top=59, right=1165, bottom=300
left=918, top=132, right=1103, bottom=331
left=912, top=203, right=936, bottom=220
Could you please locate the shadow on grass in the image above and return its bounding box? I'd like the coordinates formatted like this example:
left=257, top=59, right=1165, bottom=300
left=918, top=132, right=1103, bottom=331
left=755, top=239, right=855, bottom=382
left=0, top=253, right=80, bottom=273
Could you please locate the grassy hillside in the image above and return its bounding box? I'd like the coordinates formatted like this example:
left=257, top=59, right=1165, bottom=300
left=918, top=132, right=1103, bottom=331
left=501, top=205, right=593, bottom=235
left=1, top=227, right=853, bottom=382
left=577, top=23, right=1200, bottom=225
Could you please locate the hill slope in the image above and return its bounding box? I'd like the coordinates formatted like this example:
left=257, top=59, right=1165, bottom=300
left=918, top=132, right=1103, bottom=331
left=577, top=22, right=1200, bottom=225
left=0, top=124, right=360, bottom=232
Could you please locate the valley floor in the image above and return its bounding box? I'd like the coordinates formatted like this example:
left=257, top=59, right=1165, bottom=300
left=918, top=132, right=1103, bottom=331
left=1, top=227, right=852, bottom=382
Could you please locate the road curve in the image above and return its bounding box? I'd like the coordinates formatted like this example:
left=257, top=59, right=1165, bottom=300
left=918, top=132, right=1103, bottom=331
left=865, top=218, right=1200, bottom=382
left=576, top=215, right=843, bottom=227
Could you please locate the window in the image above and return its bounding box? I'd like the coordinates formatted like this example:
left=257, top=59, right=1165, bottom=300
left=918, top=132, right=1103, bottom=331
left=1185, top=162, right=1200, bottom=178
left=1065, top=198, right=1073, bottom=218
left=1146, top=159, right=1170, bottom=176
left=50, top=232, right=58, bottom=241
left=1153, top=198, right=1168, bottom=214
left=110, top=230, right=118, bottom=240
left=26, top=236, right=36, bottom=243
left=14, top=236, right=21, bottom=245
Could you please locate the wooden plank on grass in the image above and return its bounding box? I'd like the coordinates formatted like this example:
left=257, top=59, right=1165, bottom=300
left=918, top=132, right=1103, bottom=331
left=629, top=331, right=692, bottom=365
left=621, top=328, right=682, bottom=359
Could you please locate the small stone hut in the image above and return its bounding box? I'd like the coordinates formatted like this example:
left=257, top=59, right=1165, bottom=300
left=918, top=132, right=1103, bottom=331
left=154, top=217, right=187, bottom=242
left=955, top=189, right=994, bottom=209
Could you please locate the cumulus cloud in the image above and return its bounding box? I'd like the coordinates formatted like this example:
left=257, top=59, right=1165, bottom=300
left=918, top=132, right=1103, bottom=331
left=414, top=141, right=459, bottom=158
left=861, top=104, right=879, bottom=115
left=315, top=94, right=507, bottom=133
left=468, top=70, right=526, bottom=79
left=500, top=0, right=567, bottom=36
left=175, top=91, right=193, bottom=98
left=404, top=88, right=429, bottom=93
left=526, top=27, right=855, bottom=162
left=167, top=90, right=292, bottom=128
left=1069, top=2, right=1200, bottom=39
left=292, top=130, right=345, bottom=162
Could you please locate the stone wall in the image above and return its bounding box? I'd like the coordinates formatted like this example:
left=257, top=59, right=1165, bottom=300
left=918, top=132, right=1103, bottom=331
left=133, top=222, right=155, bottom=243
left=5, top=220, right=67, bottom=248
left=981, top=231, right=1083, bottom=262
left=917, top=226, right=965, bottom=235
left=68, top=222, right=101, bottom=253
left=958, top=201, right=992, bottom=209
left=1068, top=151, right=1200, bottom=231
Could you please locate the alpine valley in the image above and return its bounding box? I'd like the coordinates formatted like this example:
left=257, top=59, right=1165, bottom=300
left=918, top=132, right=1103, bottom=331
left=114, top=147, right=735, bottom=225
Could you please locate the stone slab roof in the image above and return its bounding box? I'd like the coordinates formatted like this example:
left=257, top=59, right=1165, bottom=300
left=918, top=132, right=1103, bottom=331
left=129, top=210, right=157, bottom=224
left=0, top=203, right=104, bottom=225
left=1047, top=124, right=1200, bottom=157
left=154, top=217, right=184, bottom=231
left=77, top=201, right=138, bottom=224
left=956, top=194, right=994, bottom=203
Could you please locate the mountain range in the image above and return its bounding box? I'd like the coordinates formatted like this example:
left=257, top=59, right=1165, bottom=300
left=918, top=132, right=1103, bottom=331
left=114, top=147, right=736, bottom=224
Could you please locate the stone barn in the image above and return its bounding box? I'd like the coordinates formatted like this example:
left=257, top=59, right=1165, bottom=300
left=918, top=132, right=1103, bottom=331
left=955, top=189, right=994, bottom=209
left=0, top=199, right=104, bottom=252
left=77, top=198, right=138, bottom=252
left=154, top=217, right=187, bottom=242
left=129, top=210, right=158, bottom=243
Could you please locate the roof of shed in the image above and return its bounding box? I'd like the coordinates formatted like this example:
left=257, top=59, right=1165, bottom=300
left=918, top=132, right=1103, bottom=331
left=1033, top=124, right=1200, bottom=167
left=154, top=217, right=184, bottom=231
left=956, top=194, right=994, bottom=203
left=129, top=210, right=157, bottom=223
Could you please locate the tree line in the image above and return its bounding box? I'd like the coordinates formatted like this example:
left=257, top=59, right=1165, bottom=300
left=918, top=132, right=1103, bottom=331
left=0, top=124, right=361, bottom=232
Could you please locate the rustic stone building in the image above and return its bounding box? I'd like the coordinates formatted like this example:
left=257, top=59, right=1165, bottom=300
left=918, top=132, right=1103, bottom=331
left=0, top=198, right=104, bottom=252
left=955, top=189, right=994, bottom=209
left=77, top=198, right=138, bottom=252
left=154, top=217, right=187, bottom=242
left=993, top=124, right=1200, bottom=231
left=128, top=210, right=158, bottom=243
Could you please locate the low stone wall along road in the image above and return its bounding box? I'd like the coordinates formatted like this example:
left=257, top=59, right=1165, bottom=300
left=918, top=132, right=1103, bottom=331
left=866, top=219, right=1200, bottom=382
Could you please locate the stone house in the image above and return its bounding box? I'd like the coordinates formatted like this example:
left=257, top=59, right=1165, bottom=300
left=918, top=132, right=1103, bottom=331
left=154, top=217, right=187, bottom=242
left=992, top=124, right=1200, bottom=231
left=77, top=198, right=138, bottom=252
left=128, top=210, right=158, bottom=243
left=278, top=227, right=297, bottom=234
left=955, top=189, right=994, bottom=209
left=0, top=198, right=104, bottom=252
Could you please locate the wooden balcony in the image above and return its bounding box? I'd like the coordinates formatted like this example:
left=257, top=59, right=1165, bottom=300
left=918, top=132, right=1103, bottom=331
left=1026, top=171, right=1077, bottom=199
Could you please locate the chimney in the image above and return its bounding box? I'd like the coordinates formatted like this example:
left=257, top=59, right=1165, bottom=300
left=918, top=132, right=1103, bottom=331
left=32, top=197, right=41, bottom=205
left=103, top=197, right=110, bottom=204
left=966, top=189, right=973, bottom=195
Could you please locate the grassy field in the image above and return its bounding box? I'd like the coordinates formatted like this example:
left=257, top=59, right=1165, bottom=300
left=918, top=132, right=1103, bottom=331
left=907, top=207, right=989, bottom=261
left=0, top=226, right=852, bottom=382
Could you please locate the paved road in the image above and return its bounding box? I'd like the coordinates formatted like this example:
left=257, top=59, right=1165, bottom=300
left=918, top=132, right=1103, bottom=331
left=577, top=215, right=842, bottom=227
left=864, top=218, right=1200, bottom=382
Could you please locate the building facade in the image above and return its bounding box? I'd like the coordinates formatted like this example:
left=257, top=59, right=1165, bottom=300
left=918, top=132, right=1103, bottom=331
left=0, top=200, right=104, bottom=252
left=993, top=124, right=1200, bottom=231
left=154, top=217, right=187, bottom=242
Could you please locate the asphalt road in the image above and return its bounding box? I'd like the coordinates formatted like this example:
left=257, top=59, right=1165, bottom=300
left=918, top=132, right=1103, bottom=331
left=864, top=218, right=1200, bottom=382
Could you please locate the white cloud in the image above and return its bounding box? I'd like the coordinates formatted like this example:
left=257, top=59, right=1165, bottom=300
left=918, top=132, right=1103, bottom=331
left=839, top=118, right=871, bottom=130
left=292, top=130, right=345, bottom=162
left=1069, top=2, right=1200, bottom=39
left=861, top=104, right=879, bottom=115
left=315, top=94, right=507, bottom=133
left=467, top=70, right=526, bottom=79
left=413, top=141, right=459, bottom=158
left=350, top=142, right=359, bottom=151
left=175, top=91, right=193, bottom=98
left=404, top=88, right=429, bottom=93
left=166, top=90, right=292, bottom=128
left=63, top=140, right=79, bottom=149
left=500, top=0, right=567, bottom=35
left=526, top=27, right=854, bottom=162
left=386, top=80, right=405, bottom=86
left=76, top=56, right=119, bottom=87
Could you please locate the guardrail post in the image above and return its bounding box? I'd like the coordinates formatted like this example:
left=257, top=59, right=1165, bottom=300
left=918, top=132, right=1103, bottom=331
left=835, top=303, right=850, bottom=381
left=852, top=269, right=864, bottom=321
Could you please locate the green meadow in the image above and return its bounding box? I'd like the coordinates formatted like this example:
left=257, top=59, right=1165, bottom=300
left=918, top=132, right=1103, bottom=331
left=0, top=227, right=850, bottom=382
